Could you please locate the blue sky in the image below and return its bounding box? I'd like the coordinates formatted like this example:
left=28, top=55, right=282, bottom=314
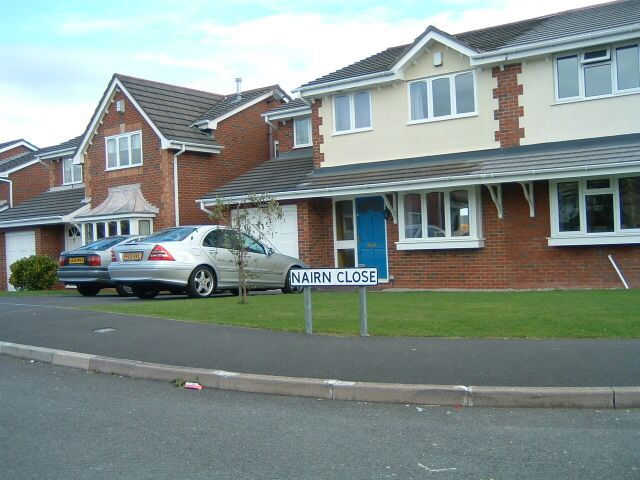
left=1, top=0, right=602, bottom=147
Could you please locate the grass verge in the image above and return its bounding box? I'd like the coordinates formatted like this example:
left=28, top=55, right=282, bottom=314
left=83, top=289, right=640, bottom=338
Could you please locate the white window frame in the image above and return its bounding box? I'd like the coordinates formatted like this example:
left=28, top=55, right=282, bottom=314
left=62, top=156, right=82, bottom=185
left=105, top=131, right=143, bottom=171
left=80, top=217, right=153, bottom=244
left=293, top=117, right=312, bottom=148
left=397, top=186, right=483, bottom=250
left=554, top=42, right=640, bottom=102
left=332, top=91, right=372, bottom=135
left=549, top=175, right=640, bottom=246
left=407, top=70, right=478, bottom=124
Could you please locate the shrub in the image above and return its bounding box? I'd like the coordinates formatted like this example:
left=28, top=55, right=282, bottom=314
left=9, top=255, right=59, bottom=291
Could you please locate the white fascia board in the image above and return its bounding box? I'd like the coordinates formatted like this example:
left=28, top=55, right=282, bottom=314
left=0, top=216, right=65, bottom=228
left=0, top=140, right=38, bottom=154
left=1, top=158, right=41, bottom=176
left=295, top=71, right=398, bottom=97
left=263, top=106, right=312, bottom=122
left=203, top=92, right=275, bottom=130
left=73, top=77, right=170, bottom=165
left=165, top=141, right=222, bottom=154
left=37, top=147, right=76, bottom=160
left=391, top=31, right=478, bottom=74
left=470, top=25, right=640, bottom=65
left=200, top=161, right=640, bottom=203
left=74, top=212, right=156, bottom=222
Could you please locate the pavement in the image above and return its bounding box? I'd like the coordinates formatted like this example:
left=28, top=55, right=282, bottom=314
left=1, top=292, right=639, bottom=409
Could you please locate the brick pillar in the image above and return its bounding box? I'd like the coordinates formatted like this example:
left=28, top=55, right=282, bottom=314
left=492, top=64, right=525, bottom=148
left=311, top=100, right=324, bottom=168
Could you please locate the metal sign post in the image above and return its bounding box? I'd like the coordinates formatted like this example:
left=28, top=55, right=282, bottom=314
left=290, top=268, right=378, bottom=337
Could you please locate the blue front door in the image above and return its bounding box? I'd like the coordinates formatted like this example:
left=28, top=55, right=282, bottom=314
left=356, top=196, right=388, bottom=279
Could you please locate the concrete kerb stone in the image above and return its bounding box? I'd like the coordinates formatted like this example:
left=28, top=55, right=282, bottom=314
left=613, top=387, right=640, bottom=409
left=1, top=341, right=636, bottom=409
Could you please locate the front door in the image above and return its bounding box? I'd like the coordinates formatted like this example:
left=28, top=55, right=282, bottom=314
left=356, top=197, right=388, bottom=279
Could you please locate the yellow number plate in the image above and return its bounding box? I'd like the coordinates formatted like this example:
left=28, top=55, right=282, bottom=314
left=122, top=252, right=144, bottom=261
left=68, top=257, right=85, bottom=264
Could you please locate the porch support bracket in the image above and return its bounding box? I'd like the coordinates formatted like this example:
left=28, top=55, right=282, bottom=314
left=486, top=184, right=503, bottom=220
left=382, top=193, right=398, bottom=224
left=519, top=181, right=535, bottom=217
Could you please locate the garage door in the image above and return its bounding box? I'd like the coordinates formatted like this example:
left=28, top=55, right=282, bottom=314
left=232, top=205, right=299, bottom=258
left=5, top=230, right=36, bottom=291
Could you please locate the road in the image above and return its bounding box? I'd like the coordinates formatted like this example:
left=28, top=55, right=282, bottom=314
left=1, top=356, right=638, bottom=479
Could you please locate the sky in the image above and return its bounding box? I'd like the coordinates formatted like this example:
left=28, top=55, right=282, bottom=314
left=1, top=0, right=606, bottom=148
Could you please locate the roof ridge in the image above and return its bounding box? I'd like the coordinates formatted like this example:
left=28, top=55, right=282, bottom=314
left=115, top=73, right=225, bottom=98
left=453, top=0, right=628, bottom=37
left=220, top=84, right=281, bottom=100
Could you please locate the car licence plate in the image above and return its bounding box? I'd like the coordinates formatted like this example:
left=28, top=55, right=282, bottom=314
left=121, top=252, right=144, bottom=261
left=68, top=257, right=85, bottom=264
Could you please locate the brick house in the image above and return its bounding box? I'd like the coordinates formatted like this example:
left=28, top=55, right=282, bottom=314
left=199, top=0, right=640, bottom=289
left=0, top=74, right=287, bottom=290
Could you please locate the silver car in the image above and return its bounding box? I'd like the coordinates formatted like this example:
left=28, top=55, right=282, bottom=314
left=58, top=236, right=144, bottom=296
left=109, top=225, right=307, bottom=299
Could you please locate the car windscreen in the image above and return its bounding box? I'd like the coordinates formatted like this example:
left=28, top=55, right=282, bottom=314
left=80, top=237, right=128, bottom=251
left=141, top=227, right=198, bottom=243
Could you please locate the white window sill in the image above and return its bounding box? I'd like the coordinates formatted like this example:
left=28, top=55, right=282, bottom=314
left=106, top=163, right=143, bottom=172
left=396, top=238, right=484, bottom=250
left=407, top=112, right=478, bottom=125
left=553, top=88, right=640, bottom=105
left=332, top=127, right=373, bottom=136
left=548, top=233, right=640, bottom=246
left=293, top=143, right=312, bottom=149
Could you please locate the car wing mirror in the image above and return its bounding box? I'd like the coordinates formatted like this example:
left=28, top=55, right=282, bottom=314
left=267, top=247, right=275, bottom=256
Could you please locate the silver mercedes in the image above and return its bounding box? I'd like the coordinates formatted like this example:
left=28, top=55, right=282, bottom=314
left=109, top=225, right=307, bottom=299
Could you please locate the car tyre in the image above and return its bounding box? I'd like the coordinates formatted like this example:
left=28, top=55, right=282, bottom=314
left=132, top=287, right=159, bottom=300
left=115, top=284, right=134, bottom=297
left=186, top=266, right=216, bottom=298
left=282, top=266, right=303, bottom=294
left=77, top=285, right=101, bottom=296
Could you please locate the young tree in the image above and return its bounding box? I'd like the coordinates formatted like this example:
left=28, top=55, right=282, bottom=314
left=209, top=194, right=283, bottom=304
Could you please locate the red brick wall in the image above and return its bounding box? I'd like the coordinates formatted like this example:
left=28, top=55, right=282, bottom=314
left=49, top=159, right=64, bottom=188
left=9, top=162, right=50, bottom=206
left=83, top=91, right=176, bottom=231
left=0, top=182, right=8, bottom=205
left=0, top=145, right=31, bottom=161
left=296, top=198, right=333, bottom=267
left=493, top=64, right=525, bottom=148
left=0, top=232, right=5, bottom=289
left=275, top=120, right=294, bottom=153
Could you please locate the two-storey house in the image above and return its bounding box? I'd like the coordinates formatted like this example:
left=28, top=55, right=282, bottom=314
left=199, top=0, right=640, bottom=289
left=0, top=74, right=288, bottom=290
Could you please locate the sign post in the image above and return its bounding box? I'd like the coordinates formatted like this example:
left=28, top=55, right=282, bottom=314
left=289, top=268, right=378, bottom=337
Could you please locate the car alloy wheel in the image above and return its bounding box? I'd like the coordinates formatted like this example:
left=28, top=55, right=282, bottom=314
left=282, top=266, right=304, bottom=294
left=132, top=288, right=159, bottom=300
left=187, top=266, right=216, bottom=298
left=77, top=285, right=101, bottom=296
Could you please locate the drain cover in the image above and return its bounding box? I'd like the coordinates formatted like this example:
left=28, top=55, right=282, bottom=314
left=94, top=327, right=116, bottom=333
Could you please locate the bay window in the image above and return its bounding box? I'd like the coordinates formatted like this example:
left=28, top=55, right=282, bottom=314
left=398, top=187, right=482, bottom=250
left=334, top=91, right=372, bottom=133
left=106, top=131, right=143, bottom=170
left=81, top=218, right=153, bottom=243
left=550, top=175, right=640, bottom=245
left=409, top=70, right=476, bottom=123
left=555, top=43, right=640, bottom=100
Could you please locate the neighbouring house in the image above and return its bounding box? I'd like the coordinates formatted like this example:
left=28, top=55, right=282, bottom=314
left=199, top=0, right=640, bottom=289
left=0, top=74, right=288, bottom=290
left=0, top=139, right=38, bottom=162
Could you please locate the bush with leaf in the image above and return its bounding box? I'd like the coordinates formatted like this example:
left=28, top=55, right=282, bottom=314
left=9, top=255, right=59, bottom=291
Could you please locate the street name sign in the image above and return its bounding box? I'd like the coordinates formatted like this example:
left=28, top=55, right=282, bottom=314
left=289, top=268, right=378, bottom=287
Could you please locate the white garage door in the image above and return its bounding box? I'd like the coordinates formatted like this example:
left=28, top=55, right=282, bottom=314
left=5, top=230, right=36, bottom=291
left=232, top=205, right=299, bottom=258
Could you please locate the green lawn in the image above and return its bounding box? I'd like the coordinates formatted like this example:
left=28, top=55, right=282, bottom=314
left=83, top=289, right=640, bottom=339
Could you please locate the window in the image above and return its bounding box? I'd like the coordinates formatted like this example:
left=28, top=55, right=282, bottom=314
left=556, top=44, right=640, bottom=100
left=105, top=131, right=143, bottom=169
left=81, top=218, right=153, bottom=243
left=293, top=117, right=312, bottom=147
left=398, top=187, right=482, bottom=250
left=409, top=71, right=476, bottom=122
left=334, top=91, right=371, bottom=133
left=334, top=199, right=356, bottom=267
left=550, top=176, right=640, bottom=245
left=63, top=157, right=82, bottom=185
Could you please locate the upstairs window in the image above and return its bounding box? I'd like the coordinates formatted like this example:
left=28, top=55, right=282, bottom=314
left=63, top=157, right=82, bottom=185
left=105, top=131, right=142, bottom=170
left=294, top=117, right=312, bottom=147
left=556, top=44, right=640, bottom=100
left=334, top=91, right=371, bottom=133
left=409, top=71, right=476, bottom=123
